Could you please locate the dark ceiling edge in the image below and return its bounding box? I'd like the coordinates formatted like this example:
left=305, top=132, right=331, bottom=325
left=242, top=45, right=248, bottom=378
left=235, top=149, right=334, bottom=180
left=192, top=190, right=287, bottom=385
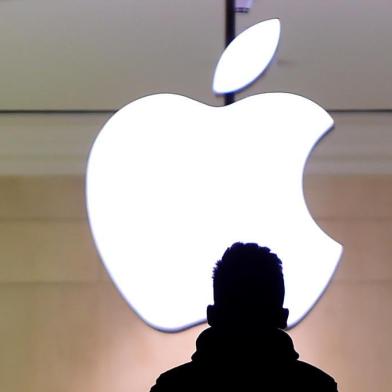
left=0, top=110, right=116, bottom=115
left=0, top=108, right=391, bottom=114
left=329, top=109, right=392, bottom=113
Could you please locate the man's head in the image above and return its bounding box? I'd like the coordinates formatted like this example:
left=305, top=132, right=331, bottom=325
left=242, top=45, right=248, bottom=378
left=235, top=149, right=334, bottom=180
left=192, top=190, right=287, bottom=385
left=207, top=242, right=289, bottom=330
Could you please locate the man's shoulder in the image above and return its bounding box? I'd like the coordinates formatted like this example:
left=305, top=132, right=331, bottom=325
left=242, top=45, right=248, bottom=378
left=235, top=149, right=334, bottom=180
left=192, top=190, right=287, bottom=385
left=150, top=355, right=338, bottom=391
left=292, top=360, right=338, bottom=390
left=150, top=362, right=197, bottom=392
left=157, top=362, right=195, bottom=381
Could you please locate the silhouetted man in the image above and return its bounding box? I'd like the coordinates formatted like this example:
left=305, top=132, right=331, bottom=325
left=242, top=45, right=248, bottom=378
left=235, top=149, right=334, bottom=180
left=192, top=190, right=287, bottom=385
left=150, top=242, right=338, bottom=391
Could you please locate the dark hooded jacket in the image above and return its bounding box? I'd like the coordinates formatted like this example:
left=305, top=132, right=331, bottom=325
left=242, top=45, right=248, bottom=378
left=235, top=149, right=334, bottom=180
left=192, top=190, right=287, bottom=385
left=150, top=327, right=338, bottom=392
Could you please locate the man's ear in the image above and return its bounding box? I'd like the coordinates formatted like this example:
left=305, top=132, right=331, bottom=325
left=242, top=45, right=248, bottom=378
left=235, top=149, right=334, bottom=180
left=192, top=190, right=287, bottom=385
left=278, top=308, right=289, bottom=329
left=207, top=305, right=216, bottom=327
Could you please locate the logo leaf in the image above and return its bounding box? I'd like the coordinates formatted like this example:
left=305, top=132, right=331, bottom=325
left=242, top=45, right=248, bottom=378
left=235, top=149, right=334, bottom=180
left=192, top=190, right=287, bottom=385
left=213, top=19, right=281, bottom=95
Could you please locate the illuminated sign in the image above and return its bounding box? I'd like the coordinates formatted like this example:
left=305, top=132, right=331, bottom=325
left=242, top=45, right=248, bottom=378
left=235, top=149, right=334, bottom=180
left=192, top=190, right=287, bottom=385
left=86, top=20, right=342, bottom=331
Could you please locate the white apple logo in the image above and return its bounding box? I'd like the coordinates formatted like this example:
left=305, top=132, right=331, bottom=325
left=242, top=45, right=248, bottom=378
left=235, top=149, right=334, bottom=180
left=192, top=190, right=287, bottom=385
left=86, top=19, right=342, bottom=331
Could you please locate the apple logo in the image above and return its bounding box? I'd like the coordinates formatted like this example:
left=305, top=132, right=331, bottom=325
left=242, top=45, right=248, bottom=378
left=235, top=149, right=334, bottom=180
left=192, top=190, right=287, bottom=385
left=86, top=19, right=342, bottom=332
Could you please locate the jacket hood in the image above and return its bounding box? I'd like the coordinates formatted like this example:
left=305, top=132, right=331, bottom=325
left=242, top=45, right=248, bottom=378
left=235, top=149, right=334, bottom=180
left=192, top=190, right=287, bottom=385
left=191, top=327, right=299, bottom=369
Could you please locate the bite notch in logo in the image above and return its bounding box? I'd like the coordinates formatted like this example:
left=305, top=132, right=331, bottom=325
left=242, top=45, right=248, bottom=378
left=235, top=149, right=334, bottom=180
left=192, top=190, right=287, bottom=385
left=86, top=19, right=343, bottom=332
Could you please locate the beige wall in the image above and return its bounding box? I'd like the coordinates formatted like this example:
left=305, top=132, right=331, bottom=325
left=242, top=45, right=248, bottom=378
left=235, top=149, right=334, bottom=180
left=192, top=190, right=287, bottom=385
left=0, top=175, right=391, bottom=392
